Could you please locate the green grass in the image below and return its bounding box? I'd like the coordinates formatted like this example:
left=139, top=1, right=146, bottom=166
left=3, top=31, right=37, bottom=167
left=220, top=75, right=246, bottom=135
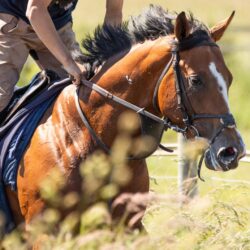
left=144, top=156, right=250, bottom=250
left=147, top=156, right=250, bottom=194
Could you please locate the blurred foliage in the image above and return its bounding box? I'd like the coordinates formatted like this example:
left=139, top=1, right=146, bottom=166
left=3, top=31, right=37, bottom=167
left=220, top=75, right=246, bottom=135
left=1, top=149, right=249, bottom=249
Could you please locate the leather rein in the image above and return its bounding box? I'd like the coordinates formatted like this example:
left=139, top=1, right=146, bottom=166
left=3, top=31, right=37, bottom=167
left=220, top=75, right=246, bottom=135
left=74, top=32, right=236, bottom=178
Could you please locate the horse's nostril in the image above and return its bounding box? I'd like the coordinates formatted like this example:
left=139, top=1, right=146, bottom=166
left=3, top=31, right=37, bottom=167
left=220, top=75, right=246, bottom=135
left=217, top=147, right=238, bottom=165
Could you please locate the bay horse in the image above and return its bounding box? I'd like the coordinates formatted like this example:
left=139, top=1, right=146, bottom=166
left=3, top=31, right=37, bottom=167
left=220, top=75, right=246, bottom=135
left=5, top=5, right=245, bottom=229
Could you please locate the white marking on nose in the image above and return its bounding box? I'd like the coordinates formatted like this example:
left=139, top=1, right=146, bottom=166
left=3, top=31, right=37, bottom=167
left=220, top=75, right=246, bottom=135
left=209, top=62, right=229, bottom=108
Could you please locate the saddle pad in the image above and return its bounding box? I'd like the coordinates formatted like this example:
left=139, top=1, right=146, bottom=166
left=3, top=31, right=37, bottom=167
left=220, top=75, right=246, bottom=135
left=0, top=72, right=71, bottom=233
left=0, top=71, right=60, bottom=125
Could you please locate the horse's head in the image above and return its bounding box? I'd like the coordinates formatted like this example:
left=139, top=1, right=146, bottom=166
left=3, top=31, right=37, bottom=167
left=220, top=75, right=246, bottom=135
left=79, top=6, right=245, bottom=170
left=157, top=11, right=245, bottom=171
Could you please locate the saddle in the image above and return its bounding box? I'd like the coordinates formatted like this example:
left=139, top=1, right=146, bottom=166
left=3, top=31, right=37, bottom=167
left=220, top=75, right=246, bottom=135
left=0, top=71, right=71, bottom=233
left=0, top=70, right=60, bottom=126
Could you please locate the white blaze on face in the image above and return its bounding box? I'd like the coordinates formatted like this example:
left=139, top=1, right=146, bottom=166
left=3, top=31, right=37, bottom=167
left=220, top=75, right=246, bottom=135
left=209, top=62, right=229, bottom=108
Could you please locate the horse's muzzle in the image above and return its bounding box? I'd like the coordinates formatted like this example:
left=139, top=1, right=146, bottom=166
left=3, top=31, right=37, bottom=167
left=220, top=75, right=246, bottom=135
left=204, top=133, right=246, bottom=171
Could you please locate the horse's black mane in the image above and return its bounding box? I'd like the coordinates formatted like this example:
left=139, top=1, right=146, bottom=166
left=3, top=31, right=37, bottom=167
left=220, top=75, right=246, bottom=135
left=73, top=5, right=210, bottom=78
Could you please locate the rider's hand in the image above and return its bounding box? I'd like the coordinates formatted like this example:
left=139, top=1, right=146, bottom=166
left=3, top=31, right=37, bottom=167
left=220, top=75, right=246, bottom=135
left=64, top=59, right=87, bottom=85
left=77, top=62, right=87, bottom=80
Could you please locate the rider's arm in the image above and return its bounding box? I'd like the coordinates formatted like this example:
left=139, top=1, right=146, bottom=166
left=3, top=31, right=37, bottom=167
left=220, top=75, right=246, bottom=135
left=26, top=0, right=84, bottom=84
left=105, top=0, right=124, bottom=26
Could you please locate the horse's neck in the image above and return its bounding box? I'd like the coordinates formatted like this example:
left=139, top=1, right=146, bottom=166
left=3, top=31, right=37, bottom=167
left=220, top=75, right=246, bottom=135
left=93, top=38, right=172, bottom=108
left=80, top=40, right=172, bottom=144
left=53, top=39, right=172, bottom=153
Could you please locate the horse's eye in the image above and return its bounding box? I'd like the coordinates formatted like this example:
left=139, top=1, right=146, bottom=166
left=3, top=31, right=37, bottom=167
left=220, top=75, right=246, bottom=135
left=189, top=75, right=203, bottom=87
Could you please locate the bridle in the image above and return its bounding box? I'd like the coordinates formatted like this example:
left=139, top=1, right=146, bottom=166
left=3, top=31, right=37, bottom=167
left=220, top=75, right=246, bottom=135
left=152, top=32, right=236, bottom=179
left=153, top=32, right=236, bottom=137
left=75, top=31, right=236, bottom=178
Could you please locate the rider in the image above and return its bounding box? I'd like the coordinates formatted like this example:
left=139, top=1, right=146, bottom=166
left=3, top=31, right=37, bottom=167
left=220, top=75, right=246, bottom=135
left=0, top=0, right=124, bottom=112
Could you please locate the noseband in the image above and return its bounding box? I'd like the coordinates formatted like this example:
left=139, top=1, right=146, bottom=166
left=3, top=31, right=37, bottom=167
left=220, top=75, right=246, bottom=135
left=75, top=32, right=236, bottom=175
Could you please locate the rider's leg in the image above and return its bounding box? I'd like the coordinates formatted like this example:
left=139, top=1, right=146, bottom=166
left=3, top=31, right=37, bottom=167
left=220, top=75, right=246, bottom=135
left=0, top=14, right=29, bottom=112
left=105, top=0, right=124, bottom=26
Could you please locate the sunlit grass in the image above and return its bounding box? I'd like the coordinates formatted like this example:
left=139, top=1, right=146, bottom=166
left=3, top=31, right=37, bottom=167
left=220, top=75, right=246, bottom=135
left=2, top=152, right=249, bottom=249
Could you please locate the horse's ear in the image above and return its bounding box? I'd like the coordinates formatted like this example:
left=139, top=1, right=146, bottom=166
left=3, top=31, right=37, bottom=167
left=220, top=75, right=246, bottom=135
left=210, top=11, right=235, bottom=42
left=174, top=12, right=190, bottom=41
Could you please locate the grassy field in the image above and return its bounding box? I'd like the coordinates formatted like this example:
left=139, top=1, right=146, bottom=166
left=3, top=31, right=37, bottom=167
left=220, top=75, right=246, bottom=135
left=7, top=1, right=250, bottom=249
